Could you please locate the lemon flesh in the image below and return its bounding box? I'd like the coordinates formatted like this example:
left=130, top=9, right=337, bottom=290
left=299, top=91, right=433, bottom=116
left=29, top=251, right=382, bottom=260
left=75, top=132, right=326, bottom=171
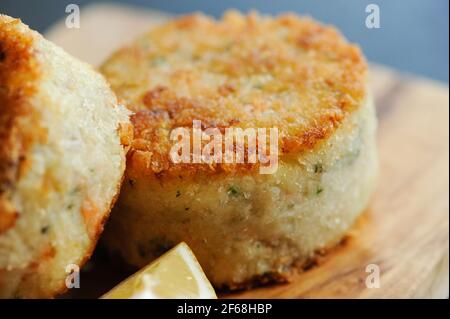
left=102, top=242, right=217, bottom=299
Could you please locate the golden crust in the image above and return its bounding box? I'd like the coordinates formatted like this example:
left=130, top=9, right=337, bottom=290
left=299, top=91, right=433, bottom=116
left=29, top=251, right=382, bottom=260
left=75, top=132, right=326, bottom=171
left=101, top=11, right=367, bottom=178
left=0, top=16, right=41, bottom=233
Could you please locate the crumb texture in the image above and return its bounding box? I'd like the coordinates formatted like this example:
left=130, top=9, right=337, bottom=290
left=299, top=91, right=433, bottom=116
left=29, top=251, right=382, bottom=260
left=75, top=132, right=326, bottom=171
left=101, top=11, right=367, bottom=176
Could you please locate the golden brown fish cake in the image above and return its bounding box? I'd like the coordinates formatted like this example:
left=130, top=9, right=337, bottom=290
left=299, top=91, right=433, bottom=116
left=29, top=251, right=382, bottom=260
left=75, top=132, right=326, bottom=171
left=101, top=12, right=377, bottom=289
left=101, top=11, right=367, bottom=177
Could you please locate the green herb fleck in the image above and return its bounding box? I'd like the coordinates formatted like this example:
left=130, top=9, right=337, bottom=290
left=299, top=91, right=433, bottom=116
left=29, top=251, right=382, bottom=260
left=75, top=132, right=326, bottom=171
left=316, top=187, right=324, bottom=195
left=227, top=185, right=240, bottom=197
left=176, top=190, right=181, bottom=197
left=67, top=203, right=74, bottom=210
left=40, top=226, right=50, bottom=234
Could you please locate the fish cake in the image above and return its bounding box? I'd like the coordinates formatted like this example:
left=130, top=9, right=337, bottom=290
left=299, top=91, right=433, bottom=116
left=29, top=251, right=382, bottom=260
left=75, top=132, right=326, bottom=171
left=0, top=15, right=131, bottom=298
left=100, top=11, right=377, bottom=289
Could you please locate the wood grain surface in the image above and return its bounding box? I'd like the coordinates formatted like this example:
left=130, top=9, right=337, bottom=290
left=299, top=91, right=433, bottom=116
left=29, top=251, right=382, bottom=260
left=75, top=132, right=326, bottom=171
left=46, top=3, right=449, bottom=299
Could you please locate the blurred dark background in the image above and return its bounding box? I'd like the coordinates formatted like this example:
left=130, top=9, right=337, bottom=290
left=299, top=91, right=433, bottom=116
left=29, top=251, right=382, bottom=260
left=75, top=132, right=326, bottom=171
left=1, top=0, right=448, bottom=83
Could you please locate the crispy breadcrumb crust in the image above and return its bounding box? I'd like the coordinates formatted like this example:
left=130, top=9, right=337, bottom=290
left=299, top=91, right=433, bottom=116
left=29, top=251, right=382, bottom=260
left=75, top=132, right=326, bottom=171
left=101, top=11, right=367, bottom=178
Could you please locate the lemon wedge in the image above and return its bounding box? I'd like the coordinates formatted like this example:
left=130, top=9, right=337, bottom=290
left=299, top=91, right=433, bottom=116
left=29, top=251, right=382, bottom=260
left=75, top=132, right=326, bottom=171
left=102, top=242, right=217, bottom=299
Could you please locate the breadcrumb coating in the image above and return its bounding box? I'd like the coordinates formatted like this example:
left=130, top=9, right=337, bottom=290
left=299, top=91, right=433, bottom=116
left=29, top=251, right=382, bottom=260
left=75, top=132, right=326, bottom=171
left=101, top=11, right=367, bottom=178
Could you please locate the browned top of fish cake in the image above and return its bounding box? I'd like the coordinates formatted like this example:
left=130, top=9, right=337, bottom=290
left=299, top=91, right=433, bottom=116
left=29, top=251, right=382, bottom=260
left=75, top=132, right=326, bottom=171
left=101, top=11, right=367, bottom=177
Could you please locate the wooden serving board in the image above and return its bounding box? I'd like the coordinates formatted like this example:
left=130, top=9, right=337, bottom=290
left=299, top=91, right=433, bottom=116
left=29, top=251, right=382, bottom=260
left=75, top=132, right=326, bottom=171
left=45, top=3, right=449, bottom=299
